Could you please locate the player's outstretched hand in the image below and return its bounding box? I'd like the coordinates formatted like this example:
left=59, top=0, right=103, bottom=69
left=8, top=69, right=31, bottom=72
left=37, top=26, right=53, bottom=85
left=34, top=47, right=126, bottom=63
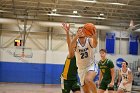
left=62, top=23, right=70, bottom=33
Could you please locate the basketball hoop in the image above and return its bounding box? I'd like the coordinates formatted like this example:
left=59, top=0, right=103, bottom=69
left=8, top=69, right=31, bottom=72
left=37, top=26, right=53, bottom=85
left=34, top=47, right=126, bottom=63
left=14, top=46, right=33, bottom=58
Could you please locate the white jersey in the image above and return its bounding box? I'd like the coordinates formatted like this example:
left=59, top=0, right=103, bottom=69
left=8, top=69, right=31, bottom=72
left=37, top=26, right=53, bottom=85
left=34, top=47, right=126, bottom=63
left=118, top=68, right=132, bottom=92
left=120, top=68, right=131, bottom=83
left=75, top=38, right=95, bottom=70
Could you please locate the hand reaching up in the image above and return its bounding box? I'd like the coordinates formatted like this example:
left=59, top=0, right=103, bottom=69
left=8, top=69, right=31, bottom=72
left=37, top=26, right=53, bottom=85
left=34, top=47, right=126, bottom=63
left=62, top=23, right=70, bottom=33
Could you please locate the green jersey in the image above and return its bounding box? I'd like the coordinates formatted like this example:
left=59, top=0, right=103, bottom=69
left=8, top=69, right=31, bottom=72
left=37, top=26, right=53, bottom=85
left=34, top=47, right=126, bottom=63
left=61, top=56, right=78, bottom=80
left=98, top=59, right=114, bottom=80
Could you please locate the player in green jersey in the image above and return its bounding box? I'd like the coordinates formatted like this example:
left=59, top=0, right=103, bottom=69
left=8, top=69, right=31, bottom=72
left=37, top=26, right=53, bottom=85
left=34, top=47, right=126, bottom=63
left=98, top=49, right=115, bottom=93
left=61, top=23, right=81, bottom=93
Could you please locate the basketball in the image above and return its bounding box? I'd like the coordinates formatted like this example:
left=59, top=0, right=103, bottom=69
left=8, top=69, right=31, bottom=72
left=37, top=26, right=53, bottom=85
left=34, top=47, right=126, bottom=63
left=83, top=23, right=96, bottom=36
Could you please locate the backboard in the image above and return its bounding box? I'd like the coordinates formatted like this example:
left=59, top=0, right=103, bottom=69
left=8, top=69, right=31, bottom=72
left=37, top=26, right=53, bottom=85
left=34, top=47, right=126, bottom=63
left=14, top=46, right=33, bottom=58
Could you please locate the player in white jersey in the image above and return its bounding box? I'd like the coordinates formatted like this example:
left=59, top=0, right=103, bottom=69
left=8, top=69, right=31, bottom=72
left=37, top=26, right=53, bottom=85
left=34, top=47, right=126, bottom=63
left=75, top=37, right=95, bottom=70
left=72, top=26, right=98, bottom=93
left=117, top=61, right=133, bottom=93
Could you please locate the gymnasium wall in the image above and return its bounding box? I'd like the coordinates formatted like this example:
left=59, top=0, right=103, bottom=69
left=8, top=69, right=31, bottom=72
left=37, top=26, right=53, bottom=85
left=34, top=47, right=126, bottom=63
left=0, top=26, right=140, bottom=84
left=1, top=49, right=140, bottom=84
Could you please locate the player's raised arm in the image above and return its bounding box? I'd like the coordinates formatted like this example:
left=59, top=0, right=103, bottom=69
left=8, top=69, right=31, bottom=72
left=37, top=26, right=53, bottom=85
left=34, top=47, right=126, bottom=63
left=71, top=34, right=78, bottom=49
left=62, top=23, right=74, bottom=58
left=71, top=27, right=83, bottom=49
left=90, top=32, right=98, bottom=48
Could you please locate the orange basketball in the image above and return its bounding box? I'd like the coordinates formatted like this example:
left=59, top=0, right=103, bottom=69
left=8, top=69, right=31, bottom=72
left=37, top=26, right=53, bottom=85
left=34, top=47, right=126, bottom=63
left=83, top=23, right=96, bottom=36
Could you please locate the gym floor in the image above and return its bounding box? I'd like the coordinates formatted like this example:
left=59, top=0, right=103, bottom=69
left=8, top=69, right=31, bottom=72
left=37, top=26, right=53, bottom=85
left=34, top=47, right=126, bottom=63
left=0, top=83, right=140, bottom=93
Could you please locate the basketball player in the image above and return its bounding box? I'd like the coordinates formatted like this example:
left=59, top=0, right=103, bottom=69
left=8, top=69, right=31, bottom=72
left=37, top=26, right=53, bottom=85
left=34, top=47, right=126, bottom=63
left=117, top=61, right=133, bottom=93
left=61, top=23, right=81, bottom=93
left=98, top=49, right=115, bottom=93
left=71, top=23, right=98, bottom=93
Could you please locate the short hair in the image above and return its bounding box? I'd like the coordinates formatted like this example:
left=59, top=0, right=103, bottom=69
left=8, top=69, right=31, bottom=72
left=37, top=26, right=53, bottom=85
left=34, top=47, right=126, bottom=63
left=122, top=61, right=128, bottom=66
left=78, top=27, right=83, bottom=29
left=99, top=49, right=107, bottom=53
left=77, top=27, right=83, bottom=32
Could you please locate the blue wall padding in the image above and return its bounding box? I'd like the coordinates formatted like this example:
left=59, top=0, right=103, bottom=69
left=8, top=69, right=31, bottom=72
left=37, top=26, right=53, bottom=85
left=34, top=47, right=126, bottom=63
left=44, top=64, right=64, bottom=84
left=129, top=42, right=138, bottom=55
left=106, top=33, right=115, bottom=54
left=129, top=35, right=139, bottom=55
left=106, top=39, right=115, bottom=53
left=0, top=62, right=45, bottom=83
left=0, top=61, right=99, bottom=84
left=0, top=61, right=64, bottom=84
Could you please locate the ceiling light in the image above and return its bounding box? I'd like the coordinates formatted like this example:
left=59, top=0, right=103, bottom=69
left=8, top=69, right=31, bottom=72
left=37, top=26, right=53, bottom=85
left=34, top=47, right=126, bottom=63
left=73, top=11, right=78, bottom=14
left=0, top=10, right=5, bottom=12
left=47, top=13, right=62, bottom=16
left=46, top=13, right=106, bottom=20
left=88, top=16, right=106, bottom=20
left=100, top=13, right=104, bottom=16
left=71, top=0, right=126, bottom=6
left=52, top=9, right=57, bottom=12
left=0, top=10, right=11, bottom=12
left=109, top=3, right=126, bottom=5
left=82, top=0, right=96, bottom=3
left=67, top=15, right=81, bottom=18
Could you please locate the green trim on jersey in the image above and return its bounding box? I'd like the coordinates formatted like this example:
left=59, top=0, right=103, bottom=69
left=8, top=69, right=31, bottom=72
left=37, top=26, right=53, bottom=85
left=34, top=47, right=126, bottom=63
left=62, top=56, right=78, bottom=80
left=98, top=59, right=114, bottom=80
